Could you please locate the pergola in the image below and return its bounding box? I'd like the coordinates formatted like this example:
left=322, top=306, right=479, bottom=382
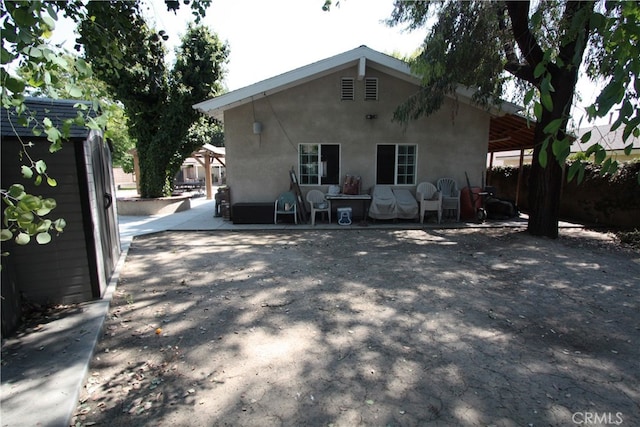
left=487, top=113, right=537, bottom=205
left=129, top=143, right=225, bottom=199
left=191, top=143, right=226, bottom=199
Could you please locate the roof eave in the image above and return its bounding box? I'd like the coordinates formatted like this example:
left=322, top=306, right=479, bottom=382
left=193, top=45, right=524, bottom=123
left=193, top=46, right=420, bottom=121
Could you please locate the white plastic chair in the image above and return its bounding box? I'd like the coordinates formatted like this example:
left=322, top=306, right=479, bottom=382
left=306, top=190, right=331, bottom=225
left=437, top=178, right=460, bottom=221
left=416, top=182, right=442, bottom=223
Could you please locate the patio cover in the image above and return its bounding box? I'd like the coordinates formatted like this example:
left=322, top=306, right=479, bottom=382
left=190, top=144, right=226, bottom=199
left=488, top=113, right=536, bottom=153
left=487, top=113, right=536, bottom=206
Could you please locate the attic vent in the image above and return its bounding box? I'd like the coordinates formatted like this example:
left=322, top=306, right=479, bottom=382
left=365, top=77, right=378, bottom=101
left=341, top=78, right=355, bottom=101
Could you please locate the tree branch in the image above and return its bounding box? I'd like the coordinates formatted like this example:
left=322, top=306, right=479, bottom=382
left=504, top=61, right=536, bottom=83
left=498, top=2, right=535, bottom=84
left=506, top=1, right=545, bottom=85
left=558, top=1, right=593, bottom=68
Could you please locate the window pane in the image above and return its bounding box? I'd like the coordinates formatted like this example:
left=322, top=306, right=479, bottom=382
left=321, top=144, right=340, bottom=185
left=300, top=144, right=340, bottom=185
left=376, top=145, right=395, bottom=184
left=299, top=144, right=319, bottom=185
left=395, top=145, right=417, bottom=185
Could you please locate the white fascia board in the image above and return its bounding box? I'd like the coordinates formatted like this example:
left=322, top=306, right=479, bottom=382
left=202, top=143, right=225, bottom=155
left=453, top=85, right=523, bottom=117
left=358, top=57, right=366, bottom=80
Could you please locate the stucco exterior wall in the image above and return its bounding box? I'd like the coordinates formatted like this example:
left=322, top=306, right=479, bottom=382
left=223, top=65, right=491, bottom=204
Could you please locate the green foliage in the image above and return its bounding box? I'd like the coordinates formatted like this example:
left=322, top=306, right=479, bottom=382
left=105, top=106, right=136, bottom=172
left=1, top=1, right=90, bottom=248
left=581, top=1, right=640, bottom=184
left=186, top=115, right=225, bottom=149
left=78, top=6, right=227, bottom=198
left=387, top=0, right=639, bottom=237
left=1, top=0, right=212, bottom=247
left=1, top=184, right=66, bottom=246
left=18, top=53, right=136, bottom=170
left=391, top=2, right=507, bottom=121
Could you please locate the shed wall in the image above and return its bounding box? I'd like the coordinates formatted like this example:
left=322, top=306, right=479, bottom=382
left=1, top=138, right=95, bottom=304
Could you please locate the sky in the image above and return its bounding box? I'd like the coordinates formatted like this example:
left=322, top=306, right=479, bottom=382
left=143, top=0, right=428, bottom=91
left=50, top=0, right=605, bottom=126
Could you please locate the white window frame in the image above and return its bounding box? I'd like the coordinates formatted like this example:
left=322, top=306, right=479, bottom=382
left=299, top=143, right=341, bottom=186
left=376, top=144, right=418, bottom=185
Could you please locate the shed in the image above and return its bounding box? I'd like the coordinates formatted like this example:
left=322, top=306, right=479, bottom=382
left=1, top=98, right=120, bottom=336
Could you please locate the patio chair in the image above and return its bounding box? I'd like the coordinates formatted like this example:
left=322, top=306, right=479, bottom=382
left=437, top=177, right=460, bottom=221
left=274, top=191, right=297, bottom=224
left=392, top=188, right=419, bottom=219
left=306, top=189, right=331, bottom=225
left=416, top=182, right=442, bottom=223
left=368, top=185, right=397, bottom=220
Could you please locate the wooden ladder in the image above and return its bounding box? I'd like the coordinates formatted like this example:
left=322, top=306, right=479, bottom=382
left=289, top=168, right=308, bottom=224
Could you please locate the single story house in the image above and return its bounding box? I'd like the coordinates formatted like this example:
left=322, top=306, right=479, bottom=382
left=194, top=45, right=530, bottom=219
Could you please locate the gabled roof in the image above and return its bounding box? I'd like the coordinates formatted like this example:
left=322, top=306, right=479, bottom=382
left=1, top=97, right=95, bottom=139
left=194, top=45, right=521, bottom=122
left=193, top=45, right=421, bottom=121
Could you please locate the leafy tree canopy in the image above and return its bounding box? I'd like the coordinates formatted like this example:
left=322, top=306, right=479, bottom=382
left=77, top=3, right=228, bottom=197
left=17, top=54, right=136, bottom=172
left=383, top=0, right=639, bottom=238
left=1, top=0, right=213, bottom=245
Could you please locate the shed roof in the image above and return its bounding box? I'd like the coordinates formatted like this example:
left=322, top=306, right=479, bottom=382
left=1, top=97, right=96, bottom=140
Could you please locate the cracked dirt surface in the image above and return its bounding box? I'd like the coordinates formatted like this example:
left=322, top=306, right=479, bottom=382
left=72, top=228, right=639, bottom=426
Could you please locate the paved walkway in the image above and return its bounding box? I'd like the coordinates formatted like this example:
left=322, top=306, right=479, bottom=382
left=0, top=194, right=567, bottom=427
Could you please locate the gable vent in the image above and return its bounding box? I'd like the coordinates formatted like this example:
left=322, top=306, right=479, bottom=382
left=341, top=78, right=355, bottom=101
left=365, top=77, right=378, bottom=101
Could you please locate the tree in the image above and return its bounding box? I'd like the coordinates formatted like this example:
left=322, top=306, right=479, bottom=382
left=384, top=0, right=639, bottom=238
left=1, top=0, right=213, bottom=246
left=17, top=56, right=136, bottom=172
left=77, top=2, right=228, bottom=198
left=1, top=1, right=92, bottom=246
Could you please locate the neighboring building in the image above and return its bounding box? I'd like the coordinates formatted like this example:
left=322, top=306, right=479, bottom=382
left=194, top=45, right=533, bottom=208
left=489, top=123, right=640, bottom=167
left=1, top=98, right=120, bottom=336
left=113, top=166, right=136, bottom=189
left=572, top=124, right=640, bottom=162
left=175, top=146, right=226, bottom=187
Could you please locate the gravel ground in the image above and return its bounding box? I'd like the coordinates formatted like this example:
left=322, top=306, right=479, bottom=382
left=72, top=228, right=640, bottom=427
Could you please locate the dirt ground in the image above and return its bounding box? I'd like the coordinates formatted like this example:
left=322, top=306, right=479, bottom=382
left=72, top=228, right=639, bottom=427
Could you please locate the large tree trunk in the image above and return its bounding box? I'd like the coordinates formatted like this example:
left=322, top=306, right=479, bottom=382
left=513, top=0, right=594, bottom=239
left=527, top=70, right=579, bottom=238
left=527, top=123, right=564, bottom=238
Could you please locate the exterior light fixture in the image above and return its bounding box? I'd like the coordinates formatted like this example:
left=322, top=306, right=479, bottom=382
left=253, top=121, right=262, bottom=134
